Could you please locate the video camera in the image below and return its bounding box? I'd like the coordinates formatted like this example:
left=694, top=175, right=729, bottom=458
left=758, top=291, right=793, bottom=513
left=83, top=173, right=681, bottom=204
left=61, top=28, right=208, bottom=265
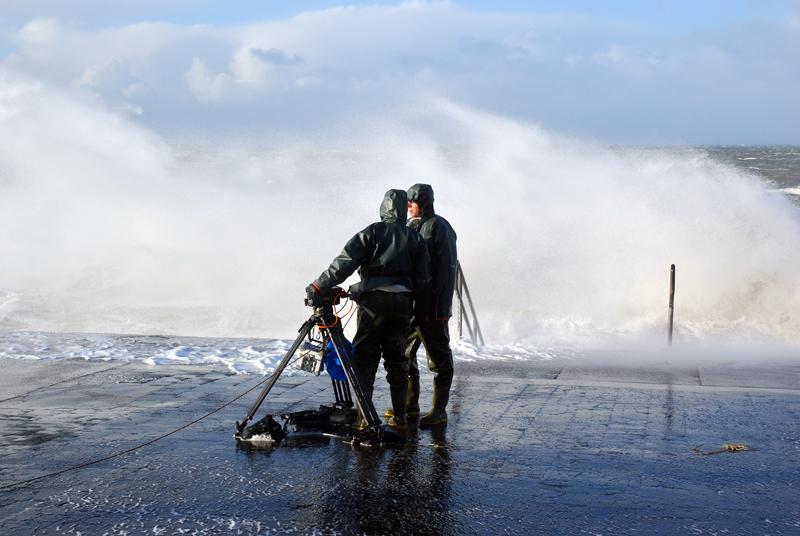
left=305, top=286, right=347, bottom=308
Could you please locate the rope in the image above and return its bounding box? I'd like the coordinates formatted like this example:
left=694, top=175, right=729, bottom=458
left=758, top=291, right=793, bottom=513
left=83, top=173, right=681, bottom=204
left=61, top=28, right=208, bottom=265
left=0, top=362, right=294, bottom=492
left=332, top=293, right=356, bottom=329
left=691, top=443, right=754, bottom=456
left=342, top=310, right=356, bottom=329
left=341, top=300, right=357, bottom=329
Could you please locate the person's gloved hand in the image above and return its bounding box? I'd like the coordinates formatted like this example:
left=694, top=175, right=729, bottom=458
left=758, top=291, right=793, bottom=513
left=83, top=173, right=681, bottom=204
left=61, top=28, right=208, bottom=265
left=305, top=281, right=321, bottom=301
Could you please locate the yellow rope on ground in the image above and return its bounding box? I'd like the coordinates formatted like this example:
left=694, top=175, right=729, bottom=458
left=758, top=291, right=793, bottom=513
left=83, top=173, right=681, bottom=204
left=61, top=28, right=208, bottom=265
left=691, top=443, right=753, bottom=456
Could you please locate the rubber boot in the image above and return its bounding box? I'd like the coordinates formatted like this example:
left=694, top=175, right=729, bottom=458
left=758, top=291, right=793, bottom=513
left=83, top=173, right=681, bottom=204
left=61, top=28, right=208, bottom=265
left=406, top=375, right=420, bottom=416
left=386, top=383, right=407, bottom=429
left=385, top=376, right=420, bottom=418
left=419, top=373, right=452, bottom=427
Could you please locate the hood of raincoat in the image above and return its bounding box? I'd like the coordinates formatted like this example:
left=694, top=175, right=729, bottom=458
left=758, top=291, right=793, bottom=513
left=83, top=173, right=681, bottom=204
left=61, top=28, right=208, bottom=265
left=407, top=183, right=435, bottom=216
left=380, top=189, right=408, bottom=224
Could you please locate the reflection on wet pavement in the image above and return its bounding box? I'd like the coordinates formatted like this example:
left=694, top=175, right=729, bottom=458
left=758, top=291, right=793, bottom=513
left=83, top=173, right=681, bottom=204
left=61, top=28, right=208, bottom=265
left=0, top=358, right=799, bottom=534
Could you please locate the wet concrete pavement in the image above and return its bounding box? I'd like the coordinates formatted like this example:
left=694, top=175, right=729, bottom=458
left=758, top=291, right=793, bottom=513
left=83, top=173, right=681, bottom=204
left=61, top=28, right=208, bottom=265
left=1, top=357, right=799, bottom=535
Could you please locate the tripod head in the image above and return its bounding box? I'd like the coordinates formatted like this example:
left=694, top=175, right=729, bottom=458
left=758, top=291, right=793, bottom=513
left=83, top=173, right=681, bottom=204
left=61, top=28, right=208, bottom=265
left=305, top=286, right=347, bottom=308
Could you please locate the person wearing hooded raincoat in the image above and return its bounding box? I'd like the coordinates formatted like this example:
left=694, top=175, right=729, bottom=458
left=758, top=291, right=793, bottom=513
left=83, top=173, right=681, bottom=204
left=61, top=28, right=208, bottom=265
left=400, top=183, right=458, bottom=427
left=307, top=189, right=430, bottom=429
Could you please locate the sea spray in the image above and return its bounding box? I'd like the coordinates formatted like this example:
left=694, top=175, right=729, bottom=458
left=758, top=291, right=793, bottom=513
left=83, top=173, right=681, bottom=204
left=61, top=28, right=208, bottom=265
left=2, top=74, right=800, bottom=347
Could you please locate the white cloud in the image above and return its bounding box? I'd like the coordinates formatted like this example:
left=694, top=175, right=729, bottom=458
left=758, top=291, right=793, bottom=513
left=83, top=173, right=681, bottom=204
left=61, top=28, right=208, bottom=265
left=230, top=46, right=269, bottom=85
left=294, top=75, right=321, bottom=88
left=0, top=75, right=41, bottom=121
left=504, top=29, right=544, bottom=58
left=17, top=18, right=61, bottom=47
left=0, top=2, right=798, bottom=143
left=122, top=81, right=148, bottom=98
left=184, top=57, right=229, bottom=101
left=123, top=102, right=143, bottom=115
left=251, top=47, right=303, bottom=66
left=0, top=0, right=198, bottom=22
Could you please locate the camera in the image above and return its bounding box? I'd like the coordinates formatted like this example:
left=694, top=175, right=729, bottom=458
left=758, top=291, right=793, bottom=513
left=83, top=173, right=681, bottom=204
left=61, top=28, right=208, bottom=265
left=304, top=286, right=346, bottom=308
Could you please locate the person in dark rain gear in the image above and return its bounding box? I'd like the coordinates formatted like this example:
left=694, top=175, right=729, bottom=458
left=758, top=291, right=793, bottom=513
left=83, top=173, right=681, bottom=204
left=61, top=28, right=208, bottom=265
left=307, top=189, right=429, bottom=429
left=385, top=183, right=457, bottom=427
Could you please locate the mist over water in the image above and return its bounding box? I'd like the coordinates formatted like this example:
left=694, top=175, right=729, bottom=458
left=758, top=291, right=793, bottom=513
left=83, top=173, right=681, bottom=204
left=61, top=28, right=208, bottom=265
left=2, top=75, right=800, bottom=348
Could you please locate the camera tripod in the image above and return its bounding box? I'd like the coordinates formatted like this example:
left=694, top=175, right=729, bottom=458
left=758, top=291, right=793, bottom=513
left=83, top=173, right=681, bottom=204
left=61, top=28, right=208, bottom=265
left=235, top=287, right=401, bottom=446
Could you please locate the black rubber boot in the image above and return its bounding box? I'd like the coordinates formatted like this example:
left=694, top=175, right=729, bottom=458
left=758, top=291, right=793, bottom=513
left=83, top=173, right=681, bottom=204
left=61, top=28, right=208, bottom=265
left=419, top=372, right=452, bottom=427
left=387, top=383, right=407, bottom=429
left=406, top=375, right=420, bottom=416
left=385, top=375, right=420, bottom=418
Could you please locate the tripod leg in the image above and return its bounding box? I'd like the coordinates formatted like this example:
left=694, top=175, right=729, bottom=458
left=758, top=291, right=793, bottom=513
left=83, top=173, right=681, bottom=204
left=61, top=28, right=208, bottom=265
left=331, top=379, right=346, bottom=405
left=235, top=317, right=315, bottom=435
left=343, top=380, right=353, bottom=406
left=326, top=328, right=382, bottom=428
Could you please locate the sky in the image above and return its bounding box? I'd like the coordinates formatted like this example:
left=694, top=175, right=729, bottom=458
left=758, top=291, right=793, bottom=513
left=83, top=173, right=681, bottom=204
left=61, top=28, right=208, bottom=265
left=0, top=0, right=798, bottom=144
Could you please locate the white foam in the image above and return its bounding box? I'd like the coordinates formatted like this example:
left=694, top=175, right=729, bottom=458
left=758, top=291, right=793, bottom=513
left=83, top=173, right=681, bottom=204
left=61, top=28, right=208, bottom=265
left=0, top=331, right=583, bottom=374
left=452, top=339, right=573, bottom=362
left=2, top=74, right=800, bottom=349
left=0, top=331, right=300, bottom=376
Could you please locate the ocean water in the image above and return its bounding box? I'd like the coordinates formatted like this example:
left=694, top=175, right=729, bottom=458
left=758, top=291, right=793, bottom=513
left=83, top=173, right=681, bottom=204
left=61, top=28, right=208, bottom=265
left=1, top=78, right=800, bottom=370
left=1, top=143, right=799, bottom=372
left=705, top=146, right=800, bottom=193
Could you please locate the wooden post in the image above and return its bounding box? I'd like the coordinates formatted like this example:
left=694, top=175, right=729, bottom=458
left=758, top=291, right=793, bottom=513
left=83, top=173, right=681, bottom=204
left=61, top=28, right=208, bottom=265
left=668, top=264, right=676, bottom=346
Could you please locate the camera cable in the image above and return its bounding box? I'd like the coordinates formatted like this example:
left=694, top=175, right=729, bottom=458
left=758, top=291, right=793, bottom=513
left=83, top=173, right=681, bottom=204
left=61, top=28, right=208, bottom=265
left=0, top=356, right=304, bottom=492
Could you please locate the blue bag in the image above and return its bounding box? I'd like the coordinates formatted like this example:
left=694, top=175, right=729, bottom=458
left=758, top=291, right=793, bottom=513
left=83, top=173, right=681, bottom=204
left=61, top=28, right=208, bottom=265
left=323, top=339, right=351, bottom=382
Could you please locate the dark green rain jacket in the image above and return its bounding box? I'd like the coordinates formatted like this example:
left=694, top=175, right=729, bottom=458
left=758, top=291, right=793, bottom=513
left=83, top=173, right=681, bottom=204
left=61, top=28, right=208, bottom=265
left=314, top=189, right=430, bottom=311
left=407, top=184, right=458, bottom=320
